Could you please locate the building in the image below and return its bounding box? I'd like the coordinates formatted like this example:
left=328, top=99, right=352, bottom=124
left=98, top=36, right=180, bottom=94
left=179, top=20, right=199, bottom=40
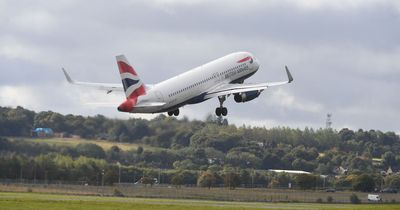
left=268, top=169, right=311, bottom=175
left=31, top=128, right=54, bottom=138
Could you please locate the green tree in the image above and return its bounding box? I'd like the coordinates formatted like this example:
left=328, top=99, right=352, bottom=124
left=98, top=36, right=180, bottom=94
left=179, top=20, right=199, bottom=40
left=350, top=194, right=361, bottom=204
left=34, top=153, right=57, bottom=180
left=107, top=145, right=121, bottom=161
left=104, top=169, right=118, bottom=185
left=173, top=160, right=197, bottom=170
left=136, top=146, right=144, bottom=155
left=226, top=151, right=261, bottom=168
left=269, top=172, right=291, bottom=188
left=223, top=171, right=240, bottom=189
left=171, top=173, right=184, bottom=188
left=4, top=106, right=35, bottom=136
left=389, top=175, right=400, bottom=189
left=0, top=138, right=10, bottom=150
left=352, top=174, right=375, bottom=192
left=198, top=170, right=216, bottom=189
left=76, top=143, right=106, bottom=159
left=292, top=158, right=315, bottom=172
left=295, top=174, right=317, bottom=190
left=382, top=152, right=397, bottom=167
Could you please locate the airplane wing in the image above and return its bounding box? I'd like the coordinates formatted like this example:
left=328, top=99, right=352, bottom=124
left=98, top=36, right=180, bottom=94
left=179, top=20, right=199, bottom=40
left=62, top=68, right=123, bottom=93
left=205, top=66, right=293, bottom=99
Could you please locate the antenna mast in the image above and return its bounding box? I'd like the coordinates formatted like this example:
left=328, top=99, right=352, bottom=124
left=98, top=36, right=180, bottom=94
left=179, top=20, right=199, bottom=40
left=326, top=113, right=332, bottom=129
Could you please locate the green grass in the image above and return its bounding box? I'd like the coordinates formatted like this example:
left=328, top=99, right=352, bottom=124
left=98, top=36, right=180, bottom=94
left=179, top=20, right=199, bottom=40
left=9, top=137, right=153, bottom=151
left=0, top=192, right=400, bottom=210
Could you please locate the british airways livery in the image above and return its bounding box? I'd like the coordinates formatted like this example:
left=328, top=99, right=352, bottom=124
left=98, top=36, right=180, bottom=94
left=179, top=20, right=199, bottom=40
left=62, top=52, right=293, bottom=116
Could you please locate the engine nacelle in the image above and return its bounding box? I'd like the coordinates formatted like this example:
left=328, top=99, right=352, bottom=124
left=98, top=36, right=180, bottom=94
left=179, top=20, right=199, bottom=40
left=234, top=91, right=261, bottom=103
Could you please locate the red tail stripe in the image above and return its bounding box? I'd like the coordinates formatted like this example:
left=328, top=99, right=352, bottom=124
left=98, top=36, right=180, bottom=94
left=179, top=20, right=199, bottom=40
left=118, top=98, right=137, bottom=112
left=117, top=61, right=138, bottom=76
left=128, top=85, right=146, bottom=99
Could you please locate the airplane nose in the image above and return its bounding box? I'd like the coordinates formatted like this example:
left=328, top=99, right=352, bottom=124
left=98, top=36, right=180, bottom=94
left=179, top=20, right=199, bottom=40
left=253, top=57, right=260, bottom=70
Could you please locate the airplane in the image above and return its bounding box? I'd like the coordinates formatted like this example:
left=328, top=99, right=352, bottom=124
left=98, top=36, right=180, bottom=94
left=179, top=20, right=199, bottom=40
left=62, top=52, right=293, bottom=116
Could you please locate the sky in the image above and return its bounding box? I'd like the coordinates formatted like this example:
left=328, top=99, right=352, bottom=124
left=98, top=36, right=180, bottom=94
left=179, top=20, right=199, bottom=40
left=0, top=0, right=399, bottom=132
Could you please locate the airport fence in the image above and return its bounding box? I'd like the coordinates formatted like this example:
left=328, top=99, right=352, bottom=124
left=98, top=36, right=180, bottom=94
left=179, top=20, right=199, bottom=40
left=1, top=181, right=400, bottom=203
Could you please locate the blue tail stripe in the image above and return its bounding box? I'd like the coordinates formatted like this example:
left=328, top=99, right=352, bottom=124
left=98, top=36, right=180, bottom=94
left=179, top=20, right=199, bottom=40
left=122, top=78, right=139, bottom=91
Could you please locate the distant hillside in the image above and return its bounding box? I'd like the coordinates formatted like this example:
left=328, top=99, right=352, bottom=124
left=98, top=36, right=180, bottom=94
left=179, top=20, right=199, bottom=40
left=1, top=106, right=400, bottom=190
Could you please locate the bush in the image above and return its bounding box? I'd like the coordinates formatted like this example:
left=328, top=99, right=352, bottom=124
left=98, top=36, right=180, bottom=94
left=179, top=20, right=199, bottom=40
left=316, top=198, right=323, bottom=203
left=350, top=194, right=361, bottom=204
left=327, top=196, right=333, bottom=203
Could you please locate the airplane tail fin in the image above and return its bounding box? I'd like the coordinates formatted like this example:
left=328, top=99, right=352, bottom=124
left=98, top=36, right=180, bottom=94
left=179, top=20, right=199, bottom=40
left=116, top=55, right=146, bottom=99
left=116, top=55, right=146, bottom=112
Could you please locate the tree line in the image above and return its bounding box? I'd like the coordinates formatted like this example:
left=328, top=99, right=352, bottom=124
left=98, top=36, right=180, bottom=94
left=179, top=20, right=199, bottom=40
left=1, top=106, right=400, bottom=191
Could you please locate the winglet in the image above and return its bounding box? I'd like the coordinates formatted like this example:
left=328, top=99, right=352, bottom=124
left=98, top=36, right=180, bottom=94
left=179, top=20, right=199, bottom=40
left=62, top=68, right=75, bottom=84
left=285, top=66, right=293, bottom=83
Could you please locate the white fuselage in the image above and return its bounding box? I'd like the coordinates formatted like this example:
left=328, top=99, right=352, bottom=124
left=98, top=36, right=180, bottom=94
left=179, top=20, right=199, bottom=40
left=133, top=52, right=260, bottom=113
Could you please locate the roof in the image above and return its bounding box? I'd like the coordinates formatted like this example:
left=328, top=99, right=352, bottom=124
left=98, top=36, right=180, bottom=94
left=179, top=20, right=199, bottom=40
left=33, top=128, right=54, bottom=134
left=268, top=169, right=311, bottom=175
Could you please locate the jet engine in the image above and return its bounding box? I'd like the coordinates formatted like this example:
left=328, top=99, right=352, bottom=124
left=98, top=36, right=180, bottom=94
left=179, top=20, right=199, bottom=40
left=234, top=90, right=261, bottom=103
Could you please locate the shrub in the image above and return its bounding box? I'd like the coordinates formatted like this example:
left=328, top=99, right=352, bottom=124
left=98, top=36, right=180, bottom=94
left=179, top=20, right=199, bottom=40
left=350, top=194, right=361, bottom=204
left=316, top=198, right=323, bottom=203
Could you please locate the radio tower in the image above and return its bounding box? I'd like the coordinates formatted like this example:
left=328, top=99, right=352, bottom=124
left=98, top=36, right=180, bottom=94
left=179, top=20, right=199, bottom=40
left=326, top=113, right=332, bottom=129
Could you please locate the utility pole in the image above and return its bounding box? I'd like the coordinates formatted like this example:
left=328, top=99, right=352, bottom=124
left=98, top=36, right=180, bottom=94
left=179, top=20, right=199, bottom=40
left=251, top=169, right=254, bottom=188
left=101, top=169, right=105, bottom=196
left=20, top=164, right=23, bottom=183
left=315, top=175, right=318, bottom=191
left=33, top=165, right=36, bottom=184
left=45, top=170, right=48, bottom=185
left=158, top=169, right=161, bottom=185
left=118, top=162, right=121, bottom=184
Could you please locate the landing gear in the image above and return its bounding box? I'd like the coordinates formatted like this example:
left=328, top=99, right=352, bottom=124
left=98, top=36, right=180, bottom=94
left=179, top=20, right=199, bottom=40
left=215, top=107, right=227, bottom=116
left=167, top=109, right=179, bottom=116
left=215, top=95, right=228, bottom=116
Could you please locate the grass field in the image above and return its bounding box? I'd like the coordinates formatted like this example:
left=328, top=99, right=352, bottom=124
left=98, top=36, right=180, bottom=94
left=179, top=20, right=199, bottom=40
left=2, top=183, right=400, bottom=204
left=1, top=192, right=400, bottom=210
left=9, top=137, right=152, bottom=151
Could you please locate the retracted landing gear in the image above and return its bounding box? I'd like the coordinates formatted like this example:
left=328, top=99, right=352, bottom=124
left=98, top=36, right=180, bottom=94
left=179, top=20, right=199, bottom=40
left=215, top=95, right=228, bottom=116
left=167, top=109, right=179, bottom=116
